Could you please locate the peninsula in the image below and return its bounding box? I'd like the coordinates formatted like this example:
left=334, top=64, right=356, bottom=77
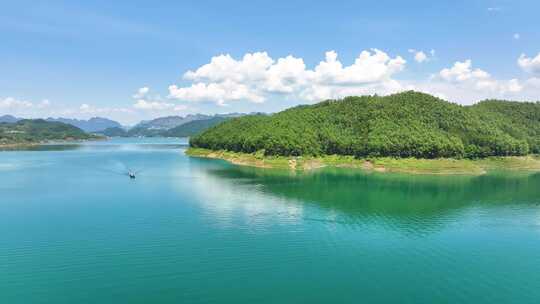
left=187, top=91, right=540, bottom=174
left=0, top=119, right=101, bottom=147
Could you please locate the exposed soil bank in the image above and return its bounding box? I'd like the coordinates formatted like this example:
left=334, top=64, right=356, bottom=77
left=186, top=148, right=540, bottom=175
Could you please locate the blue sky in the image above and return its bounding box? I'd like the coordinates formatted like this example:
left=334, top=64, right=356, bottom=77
left=1, top=0, right=539, bottom=124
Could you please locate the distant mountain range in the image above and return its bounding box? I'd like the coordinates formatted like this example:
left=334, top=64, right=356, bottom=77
left=95, top=127, right=128, bottom=137
left=127, top=114, right=210, bottom=137
left=45, top=117, right=122, bottom=133
left=135, top=114, right=210, bottom=130
left=0, top=115, right=21, bottom=123
left=1, top=112, right=255, bottom=138
left=127, top=113, right=247, bottom=137
left=163, top=117, right=229, bottom=137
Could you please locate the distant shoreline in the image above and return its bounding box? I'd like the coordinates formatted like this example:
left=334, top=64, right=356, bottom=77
left=0, top=137, right=107, bottom=149
left=0, top=142, right=39, bottom=149
left=186, top=148, right=540, bottom=175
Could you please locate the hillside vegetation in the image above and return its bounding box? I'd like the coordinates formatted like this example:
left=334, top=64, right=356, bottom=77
left=190, top=91, right=540, bottom=159
left=0, top=119, right=99, bottom=145
left=163, top=117, right=228, bottom=137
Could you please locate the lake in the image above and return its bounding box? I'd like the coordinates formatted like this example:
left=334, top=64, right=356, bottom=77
left=1, top=138, right=540, bottom=303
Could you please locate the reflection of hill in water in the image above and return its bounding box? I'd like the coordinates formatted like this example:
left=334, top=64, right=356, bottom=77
left=198, top=161, right=540, bottom=233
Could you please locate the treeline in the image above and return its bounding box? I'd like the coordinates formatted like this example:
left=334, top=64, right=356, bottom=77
left=0, top=119, right=99, bottom=145
left=190, top=91, right=540, bottom=159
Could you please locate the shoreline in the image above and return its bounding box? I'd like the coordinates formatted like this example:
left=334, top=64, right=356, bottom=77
left=0, top=137, right=106, bottom=149
left=186, top=148, right=540, bottom=175
left=0, top=142, right=40, bottom=149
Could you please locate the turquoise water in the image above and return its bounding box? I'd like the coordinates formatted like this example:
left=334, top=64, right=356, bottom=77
left=2, top=138, right=540, bottom=303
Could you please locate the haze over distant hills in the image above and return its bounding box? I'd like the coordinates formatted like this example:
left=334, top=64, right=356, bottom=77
left=127, top=114, right=211, bottom=137
left=45, top=117, right=122, bottom=133
left=163, top=117, right=229, bottom=138
left=95, top=127, right=128, bottom=137
left=0, top=115, right=20, bottom=123
left=126, top=113, right=248, bottom=137
left=135, top=114, right=211, bottom=130
left=1, top=112, right=256, bottom=138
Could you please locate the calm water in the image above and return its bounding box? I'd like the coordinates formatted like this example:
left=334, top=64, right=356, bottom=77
left=1, top=138, right=540, bottom=303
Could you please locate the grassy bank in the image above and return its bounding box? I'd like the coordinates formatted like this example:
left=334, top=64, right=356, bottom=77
left=186, top=148, right=540, bottom=175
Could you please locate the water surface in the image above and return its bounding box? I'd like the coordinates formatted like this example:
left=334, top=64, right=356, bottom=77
left=2, top=138, right=540, bottom=303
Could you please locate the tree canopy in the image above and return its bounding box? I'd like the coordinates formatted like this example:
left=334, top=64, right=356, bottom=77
left=190, top=91, right=539, bottom=159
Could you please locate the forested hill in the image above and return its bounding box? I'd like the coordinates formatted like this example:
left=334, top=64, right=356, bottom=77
left=470, top=99, right=540, bottom=154
left=0, top=119, right=99, bottom=145
left=190, top=91, right=540, bottom=159
left=163, top=117, right=229, bottom=137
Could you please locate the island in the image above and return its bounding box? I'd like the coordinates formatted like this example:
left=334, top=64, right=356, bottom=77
left=0, top=119, right=102, bottom=147
left=187, top=91, right=540, bottom=174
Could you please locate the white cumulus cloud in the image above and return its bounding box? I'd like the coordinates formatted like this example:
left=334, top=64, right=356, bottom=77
left=131, top=87, right=188, bottom=111
left=415, top=51, right=427, bottom=63
left=518, top=53, right=540, bottom=74
left=410, top=59, right=530, bottom=104
left=37, top=99, right=50, bottom=109
left=0, top=97, right=34, bottom=109
left=525, top=77, right=540, bottom=88
left=169, top=49, right=407, bottom=105
left=78, top=103, right=132, bottom=115
left=169, top=81, right=265, bottom=106
left=133, top=99, right=175, bottom=110
left=438, top=59, right=522, bottom=94
left=133, top=86, right=150, bottom=99
left=439, top=60, right=490, bottom=82
left=408, top=49, right=434, bottom=63
left=0, top=97, right=52, bottom=115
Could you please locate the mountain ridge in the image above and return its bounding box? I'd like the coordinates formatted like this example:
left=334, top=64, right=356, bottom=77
left=127, top=113, right=248, bottom=137
left=163, top=117, right=229, bottom=137
left=0, top=115, right=20, bottom=123
left=46, top=117, right=122, bottom=132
